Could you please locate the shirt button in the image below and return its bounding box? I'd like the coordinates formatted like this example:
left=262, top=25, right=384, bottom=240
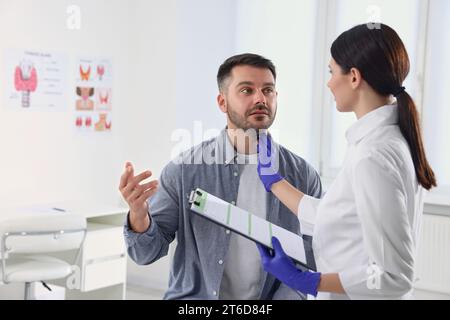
left=233, top=172, right=238, bottom=177
left=225, top=229, right=230, bottom=234
left=213, top=290, right=217, bottom=296
left=218, top=259, right=223, bottom=265
left=231, top=201, right=236, bottom=205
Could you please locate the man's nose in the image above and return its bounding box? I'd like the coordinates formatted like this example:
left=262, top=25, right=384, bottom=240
left=254, top=89, right=267, bottom=105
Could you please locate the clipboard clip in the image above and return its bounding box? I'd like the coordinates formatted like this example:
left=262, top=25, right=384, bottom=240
left=188, top=189, right=203, bottom=206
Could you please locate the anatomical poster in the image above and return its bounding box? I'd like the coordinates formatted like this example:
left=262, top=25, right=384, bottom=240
left=75, top=57, right=112, bottom=133
left=3, top=49, right=67, bottom=110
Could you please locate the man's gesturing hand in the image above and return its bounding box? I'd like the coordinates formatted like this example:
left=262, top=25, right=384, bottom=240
left=119, top=162, right=159, bottom=233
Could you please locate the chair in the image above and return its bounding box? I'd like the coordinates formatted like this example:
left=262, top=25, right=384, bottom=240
left=0, top=212, right=86, bottom=299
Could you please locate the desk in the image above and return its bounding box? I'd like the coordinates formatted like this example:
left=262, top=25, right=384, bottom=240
left=0, top=202, right=129, bottom=300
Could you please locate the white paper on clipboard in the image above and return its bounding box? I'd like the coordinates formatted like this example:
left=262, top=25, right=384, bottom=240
left=189, top=188, right=312, bottom=270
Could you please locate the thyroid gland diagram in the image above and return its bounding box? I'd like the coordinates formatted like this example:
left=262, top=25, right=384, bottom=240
left=14, top=60, right=38, bottom=108
left=75, top=116, right=92, bottom=128
left=97, top=64, right=105, bottom=81
left=79, top=65, right=91, bottom=81
left=99, top=92, right=108, bottom=104
left=96, top=88, right=111, bottom=110
left=95, top=113, right=111, bottom=131
left=76, top=87, right=95, bottom=111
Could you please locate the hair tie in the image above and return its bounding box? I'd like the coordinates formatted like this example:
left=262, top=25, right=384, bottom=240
left=393, top=86, right=405, bottom=97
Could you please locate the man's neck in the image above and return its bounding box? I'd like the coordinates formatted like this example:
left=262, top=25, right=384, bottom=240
left=226, top=127, right=261, bottom=155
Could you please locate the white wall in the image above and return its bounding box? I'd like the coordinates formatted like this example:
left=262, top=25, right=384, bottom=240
left=0, top=0, right=179, bottom=291
left=0, top=0, right=181, bottom=207
left=122, top=0, right=178, bottom=291
left=175, top=0, right=237, bottom=134
left=234, top=0, right=320, bottom=166
left=0, top=0, right=130, bottom=207
left=120, top=0, right=178, bottom=184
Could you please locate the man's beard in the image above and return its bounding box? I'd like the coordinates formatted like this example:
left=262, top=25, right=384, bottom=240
left=227, top=103, right=276, bottom=130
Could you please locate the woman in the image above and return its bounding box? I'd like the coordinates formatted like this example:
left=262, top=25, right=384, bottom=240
left=256, top=23, right=436, bottom=299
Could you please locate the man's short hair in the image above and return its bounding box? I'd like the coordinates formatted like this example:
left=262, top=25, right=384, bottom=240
left=217, top=53, right=276, bottom=91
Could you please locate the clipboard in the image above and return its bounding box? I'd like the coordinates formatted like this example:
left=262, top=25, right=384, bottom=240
left=189, top=188, right=314, bottom=271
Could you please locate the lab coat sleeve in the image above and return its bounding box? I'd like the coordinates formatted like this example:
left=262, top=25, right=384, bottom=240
left=339, top=152, right=415, bottom=299
left=124, top=161, right=180, bottom=265
left=297, top=195, right=321, bottom=237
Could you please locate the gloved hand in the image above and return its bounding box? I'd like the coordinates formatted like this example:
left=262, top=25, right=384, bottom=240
left=257, top=237, right=321, bottom=297
left=257, top=132, right=284, bottom=192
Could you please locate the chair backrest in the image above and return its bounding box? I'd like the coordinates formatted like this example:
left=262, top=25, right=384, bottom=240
left=1, top=213, right=86, bottom=254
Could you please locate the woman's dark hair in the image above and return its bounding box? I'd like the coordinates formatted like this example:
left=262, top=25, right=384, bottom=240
left=331, top=23, right=436, bottom=190
left=217, top=53, right=276, bottom=91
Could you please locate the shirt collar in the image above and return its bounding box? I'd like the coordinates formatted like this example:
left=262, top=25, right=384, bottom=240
left=345, top=104, right=399, bottom=145
left=223, top=128, right=238, bottom=165
left=218, top=127, right=273, bottom=166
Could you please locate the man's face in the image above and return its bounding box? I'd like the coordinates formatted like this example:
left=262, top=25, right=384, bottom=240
left=218, top=65, right=277, bottom=130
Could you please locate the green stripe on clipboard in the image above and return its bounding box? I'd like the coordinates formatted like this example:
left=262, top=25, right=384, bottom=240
left=248, top=212, right=252, bottom=236
left=268, top=223, right=273, bottom=244
left=226, top=203, right=231, bottom=225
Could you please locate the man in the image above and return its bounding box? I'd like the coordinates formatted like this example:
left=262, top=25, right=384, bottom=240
left=120, top=53, right=322, bottom=299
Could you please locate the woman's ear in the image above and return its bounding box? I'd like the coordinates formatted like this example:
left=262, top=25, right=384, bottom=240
left=217, top=93, right=227, bottom=113
left=349, top=67, right=362, bottom=89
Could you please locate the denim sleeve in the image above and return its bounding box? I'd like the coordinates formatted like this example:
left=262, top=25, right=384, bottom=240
left=123, top=161, right=180, bottom=265
left=303, top=162, right=322, bottom=272
left=272, top=283, right=305, bottom=300
left=306, top=164, right=323, bottom=199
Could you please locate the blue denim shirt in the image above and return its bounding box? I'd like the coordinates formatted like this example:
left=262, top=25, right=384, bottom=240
left=124, top=129, right=322, bottom=300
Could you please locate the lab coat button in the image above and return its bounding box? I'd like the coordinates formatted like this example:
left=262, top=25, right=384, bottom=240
left=233, top=172, right=238, bottom=177
left=218, top=259, right=223, bottom=265
left=213, top=290, right=217, bottom=296
left=225, top=229, right=230, bottom=234
left=231, top=201, right=236, bottom=205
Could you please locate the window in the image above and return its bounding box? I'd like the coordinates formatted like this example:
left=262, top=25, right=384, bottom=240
left=422, top=0, right=450, bottom=191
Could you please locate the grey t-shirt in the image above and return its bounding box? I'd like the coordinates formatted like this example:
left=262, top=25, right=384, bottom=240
left=219, top=153, right=267, bottom=300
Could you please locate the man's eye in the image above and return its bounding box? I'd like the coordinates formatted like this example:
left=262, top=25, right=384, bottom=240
left=264, top=88, right=274, bottom=94
left=241, top=88, right=252, bottom=94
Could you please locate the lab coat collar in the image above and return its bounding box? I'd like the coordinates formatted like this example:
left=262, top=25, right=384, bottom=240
left=345, top=104, right=398, bottom=145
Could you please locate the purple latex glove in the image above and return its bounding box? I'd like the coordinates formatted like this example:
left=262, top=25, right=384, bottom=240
left=257, top=132, right=283, bottom=192
left=257, top=237, right=321, bottom=297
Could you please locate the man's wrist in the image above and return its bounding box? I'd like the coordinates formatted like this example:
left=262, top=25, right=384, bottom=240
left=129, top=210, right=151, bottom=233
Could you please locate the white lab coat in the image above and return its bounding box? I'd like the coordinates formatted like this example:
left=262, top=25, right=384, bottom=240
left=299, top=104, right=424, bottom=300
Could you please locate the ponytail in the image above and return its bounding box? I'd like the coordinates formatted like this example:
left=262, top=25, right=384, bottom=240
left=396, top=91, right=437, bottom=190
left=331, top=23, right=437, bottom=190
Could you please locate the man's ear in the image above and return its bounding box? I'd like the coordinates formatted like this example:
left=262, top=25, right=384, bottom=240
left=217, top=92, right=227, bottom=113
left=349, top=67, right=362, bottom=89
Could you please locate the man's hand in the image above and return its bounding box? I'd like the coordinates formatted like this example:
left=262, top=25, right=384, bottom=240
left=119, top=162, right=159, bottom=233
